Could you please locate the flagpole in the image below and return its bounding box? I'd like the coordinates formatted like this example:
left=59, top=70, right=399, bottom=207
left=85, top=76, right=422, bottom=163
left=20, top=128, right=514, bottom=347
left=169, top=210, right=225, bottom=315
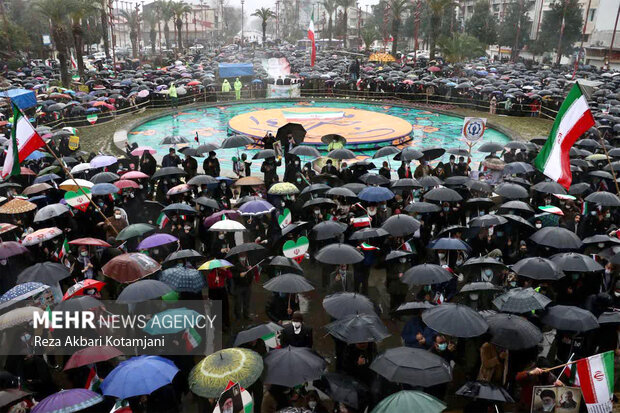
left=597, top=128, right=620, bottom=195
left=43, top=142, right=119, bottom=235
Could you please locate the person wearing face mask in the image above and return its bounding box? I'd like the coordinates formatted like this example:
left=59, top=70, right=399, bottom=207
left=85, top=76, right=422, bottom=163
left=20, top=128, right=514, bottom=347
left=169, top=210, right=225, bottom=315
left=339, top=162, right=354, bottom=183
left=279, top=311, right=313, bottom=348
left=477, top=339, right=507, bottom=385
left=378, top=161, right=391, bottom=179
left=241, top=153, right=252, bottom=176
left=76, top=246, right=95, bottom=279
left=230, top=252, right=258, bottom=321
left=507, top=240, right=531, bottom=265
left=342, top=341, right=376, bottom=386
left=385, top=252, right=410, bottom=312
left=178, top=223, right=195, bottom=250
left=161, top=147, right=181, bottom=168
left=329, top=264, right=355, bottom=293
left=261, top=158, right=281, bottom=188
left=283, top=155, right=301, bottom=184
left=98, top=208, right=128, bottom=240
left=203, top=151, right=221, bottom=177
left=303, top=390, right=328, bottom=413
left=321, top=159, right=338, bottom=176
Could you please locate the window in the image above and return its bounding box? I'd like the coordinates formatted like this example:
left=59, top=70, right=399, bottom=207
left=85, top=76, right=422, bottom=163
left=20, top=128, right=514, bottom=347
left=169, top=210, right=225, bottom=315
left=589, top=8, right=596, bottom=22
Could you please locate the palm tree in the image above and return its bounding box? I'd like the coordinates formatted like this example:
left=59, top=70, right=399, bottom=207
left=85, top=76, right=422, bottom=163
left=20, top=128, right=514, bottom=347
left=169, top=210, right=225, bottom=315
left=322, top=0, right=337, bottom=43
left=336, top=0, right=354, bottom=48
left=361, top=26, right=378, bottom=52
left=427, top=0, right=455, bottom=59
left=99, top=0, right=110, bottom=58
left=36, top=0, right=72, bottom=87
left=389, top=0, right=410, bottom=55
left=143, top=8, right=158, bottom=54
left=170, top=1, right=192, bottom=51
left=70, top=0, right=98, bottom=81
left=120, top=9, right=140, bottom=58
left=251, top=7, right=276, bottom=45
left=158, top=0, right=174, bottom=50
left=437, top=33, right=485, bottom=62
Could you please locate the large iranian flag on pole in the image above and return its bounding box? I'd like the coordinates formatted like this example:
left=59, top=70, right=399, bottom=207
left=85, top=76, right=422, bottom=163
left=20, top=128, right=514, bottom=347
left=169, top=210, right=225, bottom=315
left=575, top=351, right=614, bottom=413
left=534, top=83, right=595, bottom=189
left=2, top=103, right=45, bottom=180
left=308, top=12, right=316, bottom=67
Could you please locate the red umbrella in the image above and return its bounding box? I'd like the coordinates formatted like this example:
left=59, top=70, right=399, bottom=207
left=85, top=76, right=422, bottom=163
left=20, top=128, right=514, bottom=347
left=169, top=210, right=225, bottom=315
left=63, top=346, right=123, bottom=370
left=102, top=253, right=161, bottom=283
left=121, top=171, right=150, bottom=180
left=115, top=180, right=140, bottom=190
left=62, top=279, right=106, bottom=300
left=69, top=238, right=111, bottom=247
left=20, top=167, right=36, bottom=176
left=203, top=210, right=241, bottom=229
left=187, top=80, right=201, bottom=86
left=428, top=66, right=441, bottom=72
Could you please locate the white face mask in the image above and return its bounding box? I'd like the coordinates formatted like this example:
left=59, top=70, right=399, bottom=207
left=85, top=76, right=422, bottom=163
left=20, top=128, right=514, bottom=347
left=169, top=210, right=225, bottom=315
left=399, top=258, right=407, bottom=263
left=438, top=253, right=445, bottom=259
left=469, top=293, right=479, bottom=301
left=615, top=291, right=620, bottom=297
left=114, top=213, right=121, bottom=219
left=535, top=223, right=542, bottom=229
left=308, top=401, right=317, bottom=409
left=218, top=234, right=225, bottom=240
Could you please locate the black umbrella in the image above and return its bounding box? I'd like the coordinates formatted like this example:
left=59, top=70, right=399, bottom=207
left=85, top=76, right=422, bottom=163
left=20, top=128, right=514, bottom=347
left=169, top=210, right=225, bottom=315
left=327, top=148, right=357, bottom=160
left=529, top=227, right=583, bottom=250
left=469, top=214, right=508, bottom=228
left=373, top=146, right=400, bottom=159
left=225, top=242, right=267, bottom=259
left=444, top=176, right=470, bottom=187
left=502, top=214, right=536, bottom=229
left=446, top=148, right=471, bottom=157
left=598, top=312, right=620, bottom=325
left=512, top=257, right=564, bottom=281
left=193, top=196, right=221, bottom=210
left=456, top=382, right=515, bottom=403
left=91, top=172, right=120, bottom=184
left=151, top=167, right=186, bottom=180
left=263, top=346, right=326, bottom=386
left=465, top=198, right=495, bottom=211
left=370, top=347, right=452, bottom=387
left=585, top=191, right=620, bottom=207
left=417, top=176, right=443, bottom=188
left=385, top=250, right=413, bottom=261
left=359, top=173, right=390, bottom=185
left=478, top=142, right=504, bottom=152
left=349, top=227, right=389, bottom=241
left=187, top=175, right=219, bottom=186
left=162, top=203, right=197, bottom=215
left=550, top=252, right=604, bottom=272
left=493, top=287, right=552, bottom=313
left=277, top=123, right=306, bottom=144
left=220, top=135, right=254, bottom=149
left=164, top=249, right=204, bottom=263
left=316, top=243, right=364, bottom=265
left=321, top=134, right=346, bottom=145
left=395, top=301, right=436, bottom=315
left=494, top=183, right=529, bottom=199
left=315, top=372, right=369, bottom=410
left=195, top=143, right=220, bottom=154
left=541, top=305, right=599, bottom=332
left=503, top=162, right=535, bottom=175
left=267, top=256, right=304, bottom=274
left=303, top=197, right=337, bottom=209
left=300, top=183, right=330, bottom=197
left=233, top=322, right=283, bottom=346
left=465, top=180, right=492, bottom=194
left=116, top=280, right=172, bottom=303
left=312, top=220, right=347, bottom=240
left=252, top=149, right=276, bottom=159
left=55, top=296, right=102, bottom=312
left=532, top=181, right=567, bottom=195
left=404, top=202, right=441, bottom=213
left=263, top=273, right=314, bottom=293
left=422, top=303, right=488, bottom=338
left=459, top=282, right=500, bottom=294
left=424, top=187, right=462, bottom=202
left=323, top=292, right=377, bottom=319
left=16, top=262, right=71, bottom=286
left=325, top=187, right=357, bottom=198
left=485, top=313, right=542, bottom=350
left=342, top=183, right=367, bottom=194
left=497, top=200, right=535, bottom=215
left=391, top=178, right=422, bottom=190
left=395, top=147, right=424, bottom=161
left=325, top=313, right=390, bottom=344
left=459, top=256, right=508, bottom=273
left=402, top=264, right=454, bottom=286
left=381, top=214, right=421, bottom=237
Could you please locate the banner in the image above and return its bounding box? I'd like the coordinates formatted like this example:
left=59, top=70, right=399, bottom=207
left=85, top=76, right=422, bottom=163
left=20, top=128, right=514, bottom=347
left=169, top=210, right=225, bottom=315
left=531, top=386, right=581, bottom=413
left=462, top=117, right=487, bottom=142
left=267, top=84, right=301, bottom=99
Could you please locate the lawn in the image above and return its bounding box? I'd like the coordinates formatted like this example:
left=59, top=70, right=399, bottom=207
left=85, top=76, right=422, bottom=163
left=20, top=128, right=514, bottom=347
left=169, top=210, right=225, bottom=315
left=450, top=108, right=553, bottom=141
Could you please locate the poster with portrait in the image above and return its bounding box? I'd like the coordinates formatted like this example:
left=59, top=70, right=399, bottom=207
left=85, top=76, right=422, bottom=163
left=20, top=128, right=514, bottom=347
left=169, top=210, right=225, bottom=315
left=218, top=382, right=244, bottom=413
left=531, top=386, right=581, bottom=413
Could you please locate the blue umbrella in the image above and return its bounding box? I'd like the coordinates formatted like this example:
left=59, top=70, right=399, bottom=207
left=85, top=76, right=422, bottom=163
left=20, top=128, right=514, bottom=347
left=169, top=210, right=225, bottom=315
left=358, top=187, right=394, bottom=203
left=91, top=183, right=119, bottom=196
left=143, top=308, right=202, bottom=335
left=239, top=199, right=275, bottom=216
left=252, top=79, right=263, bottom=84
left=34, top=173, right=61, bottom=184
left=160, top=266, right=206, bottom=292
left=26, top=151, right=48, bottom=161
left=85, top=107, right=100, bottom=113
left=428, top=238, right=471, bottom=251
left=101, top=356, right=179, bottom=399
left=0, top=282, right=50, bottom=309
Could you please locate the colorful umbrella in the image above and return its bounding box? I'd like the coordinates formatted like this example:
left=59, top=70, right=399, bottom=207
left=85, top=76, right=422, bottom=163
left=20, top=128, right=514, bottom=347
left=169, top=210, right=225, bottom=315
left=62, top=279, right=106, bottom=300
left=137, top=233, right=179, bottom=249
left=167, top=183, right=191, bottom=196
left=22, top=227, right=63, bottom=246
left=0, top=198, right=37, bottom=214
left=58, top=179, right=93, bottom=191
left=102, top=253, right=161, bottom=283
left=100, top=356, right=179, bottom=399
left=63, top=346, right=123, bottom=370
left=189, top=348, right=263, bottom=398
left=0, top=223, right=17, bottom=234
left=68, top=238, right=111, bottom=247
left=31, top=389, right=103, bottom=413
left=115, top=179, right=140, bottom=190
left=203, top=210, right=241, bottom=229
left=131, top=146, right=157, bottom=156
left=0, top=282, right=50, bottom=309
left=198, top=259, right=233, bottom=271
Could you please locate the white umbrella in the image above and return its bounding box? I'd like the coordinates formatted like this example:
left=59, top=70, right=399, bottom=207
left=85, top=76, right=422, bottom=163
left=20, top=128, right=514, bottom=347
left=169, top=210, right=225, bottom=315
left=22, top=227, right=63, bottom=246
left=0, top=306, right=44, bottom=330
left=59, top=178, right=93, bottom=191
left=208, top=220, right=247, bottom=232
left=70, top=163, right=91, bottom=174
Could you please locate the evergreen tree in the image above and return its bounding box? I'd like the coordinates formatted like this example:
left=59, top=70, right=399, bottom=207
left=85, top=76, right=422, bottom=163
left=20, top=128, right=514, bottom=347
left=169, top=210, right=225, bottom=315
left=536, top=0, right=583, bottom=63
left=497, top=1, right=531, bottom=59
left=465, top=0, right=497, bottom=46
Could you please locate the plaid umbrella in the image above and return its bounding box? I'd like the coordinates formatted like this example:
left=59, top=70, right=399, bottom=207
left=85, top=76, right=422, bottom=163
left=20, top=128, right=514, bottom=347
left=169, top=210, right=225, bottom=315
left=160, top=266, right=206, bottom=293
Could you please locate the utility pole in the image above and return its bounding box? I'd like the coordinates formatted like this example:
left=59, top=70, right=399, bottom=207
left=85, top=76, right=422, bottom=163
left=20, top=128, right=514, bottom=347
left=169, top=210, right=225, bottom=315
left=513, top=0, right=523, bottom=61
left=555, top=0, right=567, bottom=65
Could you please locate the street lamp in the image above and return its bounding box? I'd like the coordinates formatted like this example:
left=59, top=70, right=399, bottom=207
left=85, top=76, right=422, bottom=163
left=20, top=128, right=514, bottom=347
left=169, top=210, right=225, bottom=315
left=241, top=0, right=244, bottom=46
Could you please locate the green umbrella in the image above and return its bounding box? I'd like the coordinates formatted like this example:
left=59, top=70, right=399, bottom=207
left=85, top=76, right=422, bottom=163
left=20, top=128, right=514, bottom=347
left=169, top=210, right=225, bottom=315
left=116, top=223, right=156, bottom=241
left=371, top=391, right=446, bottom=413
left=37, top=165, right=62, bottom=176
left=143, top=308, right=202, bottom=335
left=189, top=348, right=263, bottom=398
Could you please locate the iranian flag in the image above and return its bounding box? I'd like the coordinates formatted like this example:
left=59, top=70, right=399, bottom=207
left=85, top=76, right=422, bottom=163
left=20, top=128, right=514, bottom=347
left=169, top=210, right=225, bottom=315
left=183, top=327, right=201, bottom=350
left=308, top=12, right=316, bottom=67
left=352, top=216, right=371, bottom=228
left=575, top=351, right=614, bottom=413
left=360, top=243, right=379, bottom=251
left=85, top=365, right=101, bottom=391
left=2, top=103, right=45, bottom=179
left=534, top=83, right=595, bottom=189
left=58, top=237, right=70, bottom=260
left=156, top=212, right=169, bottom=229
